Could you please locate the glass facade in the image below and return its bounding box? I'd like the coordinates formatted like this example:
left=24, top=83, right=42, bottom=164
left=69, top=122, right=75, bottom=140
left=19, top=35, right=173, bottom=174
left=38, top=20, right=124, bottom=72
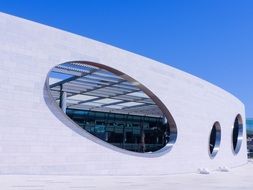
left=247, top=118, right=253, bottom=158
left=247, top=119, right=253, bottom=135
left=67, top=108, right=170, bottom=153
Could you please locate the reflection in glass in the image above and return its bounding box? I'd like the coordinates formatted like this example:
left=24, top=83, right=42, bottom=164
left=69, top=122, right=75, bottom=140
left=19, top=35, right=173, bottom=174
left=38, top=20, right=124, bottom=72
left=48, top=62, right=177, bottom=153
left=232, top=115, right=243, bottom=154
left=209, top=122, right=221, bottom=158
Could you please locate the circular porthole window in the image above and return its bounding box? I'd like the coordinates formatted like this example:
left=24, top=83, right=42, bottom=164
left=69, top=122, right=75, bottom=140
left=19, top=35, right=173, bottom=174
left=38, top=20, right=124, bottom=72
left=232, top=114, right=243, bottom=154
left=209, top=122, right=221, bottom=158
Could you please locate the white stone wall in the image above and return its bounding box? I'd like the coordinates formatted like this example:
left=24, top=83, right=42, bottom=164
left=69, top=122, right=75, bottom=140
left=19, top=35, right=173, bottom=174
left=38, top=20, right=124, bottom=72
left=0, top=12, right=247, bottom=175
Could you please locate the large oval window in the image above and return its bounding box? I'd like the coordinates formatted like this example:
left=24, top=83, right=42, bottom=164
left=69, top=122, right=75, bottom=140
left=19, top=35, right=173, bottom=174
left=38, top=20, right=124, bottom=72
left=232, top=114, right=243, bottom=154
left=47, top=62, right=177, bottom=153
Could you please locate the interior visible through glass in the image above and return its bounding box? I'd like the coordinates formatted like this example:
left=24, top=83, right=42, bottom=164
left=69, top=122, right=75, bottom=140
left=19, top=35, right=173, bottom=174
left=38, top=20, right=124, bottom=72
left=48, top=62, right=175, bottom=153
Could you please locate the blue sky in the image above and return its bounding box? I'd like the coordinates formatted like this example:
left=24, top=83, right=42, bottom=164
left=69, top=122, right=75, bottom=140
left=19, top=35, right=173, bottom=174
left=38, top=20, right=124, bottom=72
left=1, top=0, right=252, bottom=117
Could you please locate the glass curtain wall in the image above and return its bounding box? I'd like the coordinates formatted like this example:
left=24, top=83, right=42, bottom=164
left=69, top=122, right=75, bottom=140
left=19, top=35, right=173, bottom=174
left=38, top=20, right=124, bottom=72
left=247, top=118, right=253, bottom=158
left=67, top=108, right=170, bottom=152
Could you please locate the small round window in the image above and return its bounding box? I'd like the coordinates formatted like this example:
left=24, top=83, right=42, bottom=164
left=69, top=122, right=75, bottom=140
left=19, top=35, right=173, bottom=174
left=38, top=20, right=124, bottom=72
left=209, top=122, right=221, bottom=158
left=232, top=114, right=243, bottom=154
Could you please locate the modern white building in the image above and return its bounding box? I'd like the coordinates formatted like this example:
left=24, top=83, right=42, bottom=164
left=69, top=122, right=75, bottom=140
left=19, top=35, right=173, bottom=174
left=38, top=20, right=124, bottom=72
left=0, top=12, right=247, bottom=175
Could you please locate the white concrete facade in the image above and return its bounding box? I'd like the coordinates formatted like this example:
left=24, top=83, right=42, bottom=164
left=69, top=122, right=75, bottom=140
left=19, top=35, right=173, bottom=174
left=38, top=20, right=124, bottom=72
left=0, top=12, right=247, bottom=175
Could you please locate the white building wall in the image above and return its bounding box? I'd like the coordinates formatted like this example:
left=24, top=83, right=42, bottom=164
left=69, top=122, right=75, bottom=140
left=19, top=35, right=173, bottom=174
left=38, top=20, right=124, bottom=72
left=0, top=12, right=247, bottom=175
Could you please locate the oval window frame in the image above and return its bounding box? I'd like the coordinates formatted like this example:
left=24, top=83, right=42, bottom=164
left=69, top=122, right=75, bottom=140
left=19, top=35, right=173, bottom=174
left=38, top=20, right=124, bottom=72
left=232, top=114, right=243, bottom=155
left=45, top=61, right=178, bottom=157
left=208, top=121, right=221, bottom=159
